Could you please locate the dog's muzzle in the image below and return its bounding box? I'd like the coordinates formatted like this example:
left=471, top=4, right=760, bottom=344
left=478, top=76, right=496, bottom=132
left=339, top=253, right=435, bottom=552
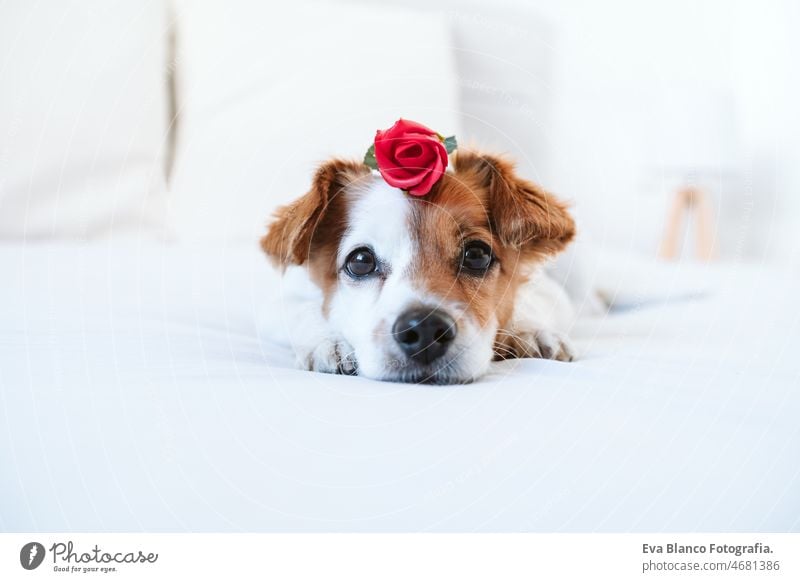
left=392, top=308, right=457, bottom=365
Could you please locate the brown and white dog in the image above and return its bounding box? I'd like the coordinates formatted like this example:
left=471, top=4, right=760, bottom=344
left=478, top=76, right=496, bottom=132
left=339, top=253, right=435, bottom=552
left=261, top=151, right=577, bottom=384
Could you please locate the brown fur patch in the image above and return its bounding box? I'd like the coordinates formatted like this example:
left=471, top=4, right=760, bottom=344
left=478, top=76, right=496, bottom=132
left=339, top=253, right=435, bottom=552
left=260, top=159, right=370, bottom=300
left=454, top=150, right=575, bottom=256
left=408, top=150, right=576, bottom=336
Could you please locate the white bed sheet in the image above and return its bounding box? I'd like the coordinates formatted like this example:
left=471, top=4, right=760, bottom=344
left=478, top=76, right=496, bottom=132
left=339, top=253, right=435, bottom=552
left=1, top=243, right=798, bottom=532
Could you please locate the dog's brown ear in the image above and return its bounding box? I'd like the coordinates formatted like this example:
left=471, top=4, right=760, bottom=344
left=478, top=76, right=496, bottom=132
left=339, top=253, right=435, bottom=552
left=455, top=150, right=575, bottom=257
left=260, top=159, right=369, bottom=268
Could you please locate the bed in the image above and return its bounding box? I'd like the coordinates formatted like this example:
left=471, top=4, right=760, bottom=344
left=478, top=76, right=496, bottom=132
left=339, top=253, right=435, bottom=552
left=1, top=242, right=797, bottom=532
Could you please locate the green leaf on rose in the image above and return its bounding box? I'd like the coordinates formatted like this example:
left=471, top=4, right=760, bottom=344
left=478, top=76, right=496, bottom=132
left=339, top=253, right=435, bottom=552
left=443, top=135, right=458, bottom=154
left=363, top=144, right=378, bottom=170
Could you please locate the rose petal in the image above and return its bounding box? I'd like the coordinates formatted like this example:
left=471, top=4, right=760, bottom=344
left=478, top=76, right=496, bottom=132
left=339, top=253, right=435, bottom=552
left=394, top=144, right=437, bottom=169
left=394, top=142, right=424, bottom=161
left=408, top=163, right=444, bottom=195
left=387, top=118, right=439, bottom=139
left=379, top=166, right=430, bottom=189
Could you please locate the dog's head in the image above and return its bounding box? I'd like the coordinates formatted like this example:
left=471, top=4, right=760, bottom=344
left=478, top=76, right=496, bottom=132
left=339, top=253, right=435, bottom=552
left=261, top=151, right=575, bottom=383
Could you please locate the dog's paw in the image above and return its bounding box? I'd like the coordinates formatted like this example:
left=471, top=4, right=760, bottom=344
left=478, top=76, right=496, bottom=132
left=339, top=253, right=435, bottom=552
left=529, top=330, right=575, bottom=362
left=296, top=337, right=358, bottom=375
left=495, top=329, right=575, bottom=362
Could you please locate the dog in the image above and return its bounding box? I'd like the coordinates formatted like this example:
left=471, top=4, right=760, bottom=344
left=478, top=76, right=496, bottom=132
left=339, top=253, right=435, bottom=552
left=260, top=150, right=577, bottom=384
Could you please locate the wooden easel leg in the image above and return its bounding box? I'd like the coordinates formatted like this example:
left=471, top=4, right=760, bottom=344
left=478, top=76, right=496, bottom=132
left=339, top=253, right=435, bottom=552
left=658, top=186, right=716, bottom=261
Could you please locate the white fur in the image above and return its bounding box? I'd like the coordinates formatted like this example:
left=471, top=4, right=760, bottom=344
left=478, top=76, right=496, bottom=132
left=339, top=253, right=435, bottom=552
left=505, top=265, right=577, bottom=361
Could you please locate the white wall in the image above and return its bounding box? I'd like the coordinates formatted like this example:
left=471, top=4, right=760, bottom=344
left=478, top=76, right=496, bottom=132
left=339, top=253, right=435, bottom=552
left=520, top=0, right=799, bottom=262
left=733, top=0, right=800, bottom=263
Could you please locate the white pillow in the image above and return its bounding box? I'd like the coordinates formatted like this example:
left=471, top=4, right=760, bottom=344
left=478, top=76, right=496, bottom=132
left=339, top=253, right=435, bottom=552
left=320, top=0, right=555, bottom=184
left=0, top=0, right=170, bottom=240
left=444, top=3, right=554, bottom=184
left=168, top=0, right=460, bottom=243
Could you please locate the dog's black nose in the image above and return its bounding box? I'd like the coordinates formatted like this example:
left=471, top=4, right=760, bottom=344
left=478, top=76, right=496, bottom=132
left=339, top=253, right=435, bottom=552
left=392, top=308, right=456, bottom=365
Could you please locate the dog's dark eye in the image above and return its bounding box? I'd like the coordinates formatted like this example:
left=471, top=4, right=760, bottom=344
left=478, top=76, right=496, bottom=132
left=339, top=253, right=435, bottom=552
left=345, top=247, right=377, bottom=277
left=461, top=241, right=493, bottom=273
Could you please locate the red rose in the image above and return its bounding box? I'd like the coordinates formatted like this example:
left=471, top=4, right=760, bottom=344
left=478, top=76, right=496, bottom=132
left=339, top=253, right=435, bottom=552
left=372, top=119, right=449, bottom=196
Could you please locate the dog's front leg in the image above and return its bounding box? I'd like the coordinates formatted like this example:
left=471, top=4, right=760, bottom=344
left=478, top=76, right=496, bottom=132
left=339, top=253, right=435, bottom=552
left=300, top=334, right=358, bottom=375
left=495, top=269, right=576, bottom=362
left=494, top=328, right=575, bottom=362
left=262, top=267, right=357, bottom=375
